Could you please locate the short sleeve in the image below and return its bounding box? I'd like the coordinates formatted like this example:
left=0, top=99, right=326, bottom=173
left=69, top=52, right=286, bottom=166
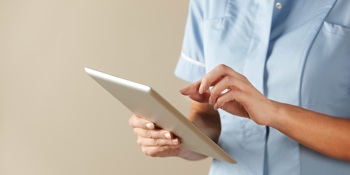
left=174, top=0, right=206, bottom=83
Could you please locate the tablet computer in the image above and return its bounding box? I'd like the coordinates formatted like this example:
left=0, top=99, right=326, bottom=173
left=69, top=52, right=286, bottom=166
left=84, top=67, right=236, bottom=164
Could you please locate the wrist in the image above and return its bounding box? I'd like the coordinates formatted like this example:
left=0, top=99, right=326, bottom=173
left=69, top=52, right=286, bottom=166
left=265, top=100, right=283, bottom=127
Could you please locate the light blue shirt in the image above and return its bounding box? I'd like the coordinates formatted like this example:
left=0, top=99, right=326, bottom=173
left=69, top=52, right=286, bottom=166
left=175, top=0, right=350, bottom=174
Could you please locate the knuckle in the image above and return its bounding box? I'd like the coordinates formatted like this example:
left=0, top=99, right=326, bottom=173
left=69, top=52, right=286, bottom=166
left=151, top=139, right=158, bottom=145
left=150, top=130, right=158, bottom=139
left=212, top=92, right=219, bottom=98
left=157, top=146, right=165, bottom=153
left=213, top=91, right=221, bottom=100
left=219, top=64, right=229, bottom=74
left=146, top=130, right=152, bottom=138
left=217, top=64, right=227, bottom=70
left=136, top=138, right=143, bottom=146
left=227, top=76, right=234, bottom=82
left=226, top=78, right=235, bottom=89
left=155, top=139, right=161, bottom=146
left=222, top=76, right=230, bottom=84
left=157, top=139, right=166, bottom=146
left=128, top=116, right=135, bottom=127
left=155, top=131, right=161, bottom=139
left=211, top=88, right=219, bottom=96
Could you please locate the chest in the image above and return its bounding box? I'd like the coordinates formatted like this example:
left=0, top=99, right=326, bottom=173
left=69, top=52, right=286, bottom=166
left=202, top=0, right=350, bottom=117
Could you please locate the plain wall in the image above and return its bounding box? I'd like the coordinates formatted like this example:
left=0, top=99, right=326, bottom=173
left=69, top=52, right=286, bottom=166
left=0, top=0, right=211, bottom=174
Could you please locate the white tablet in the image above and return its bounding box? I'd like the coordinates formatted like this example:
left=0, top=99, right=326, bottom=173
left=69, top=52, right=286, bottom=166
left=85, top=67, right=236, bottom=164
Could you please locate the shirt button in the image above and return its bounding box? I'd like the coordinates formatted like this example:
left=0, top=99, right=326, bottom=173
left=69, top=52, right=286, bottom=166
left=276, top=2, right=282, bottom=10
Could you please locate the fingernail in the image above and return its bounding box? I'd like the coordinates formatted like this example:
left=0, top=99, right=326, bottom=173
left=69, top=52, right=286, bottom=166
left=172, top=139, right=179, bottom=145
left=180, top=87, right=188, bottom=94
left=164, top=132, right=171, bottom=139
left=146, top=123, right=154, bottom=129
left=198, top=85, right=203, bottom=94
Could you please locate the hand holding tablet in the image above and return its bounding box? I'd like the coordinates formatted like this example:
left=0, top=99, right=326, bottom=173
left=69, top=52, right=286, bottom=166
left=85, top=67, right=236, bottom=163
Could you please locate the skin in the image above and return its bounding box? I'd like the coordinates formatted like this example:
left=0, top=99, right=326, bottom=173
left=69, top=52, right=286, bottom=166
left=129, top=64, right=350, bottom=162
left=128, top=100, right=220, bottom=161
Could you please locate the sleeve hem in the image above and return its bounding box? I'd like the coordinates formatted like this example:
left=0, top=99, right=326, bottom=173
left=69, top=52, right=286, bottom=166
left=174, top=53, right=206, bottom=83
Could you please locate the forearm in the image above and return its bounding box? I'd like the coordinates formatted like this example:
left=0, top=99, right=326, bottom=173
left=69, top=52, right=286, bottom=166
left=268, top=101, right=350, bottom=161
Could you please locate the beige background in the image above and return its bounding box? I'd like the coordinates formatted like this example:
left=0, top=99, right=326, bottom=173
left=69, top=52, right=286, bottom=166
left=0, top=0, right=211, bottom=174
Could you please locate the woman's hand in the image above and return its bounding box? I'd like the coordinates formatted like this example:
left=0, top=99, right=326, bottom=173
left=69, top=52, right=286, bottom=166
left=129, top=114, right=209, bottom=160
left=180, top=64, right=277, bottom=126
left=128, top=114, right=182, bottom=157
left=180, top=64, right=350, bottom=161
